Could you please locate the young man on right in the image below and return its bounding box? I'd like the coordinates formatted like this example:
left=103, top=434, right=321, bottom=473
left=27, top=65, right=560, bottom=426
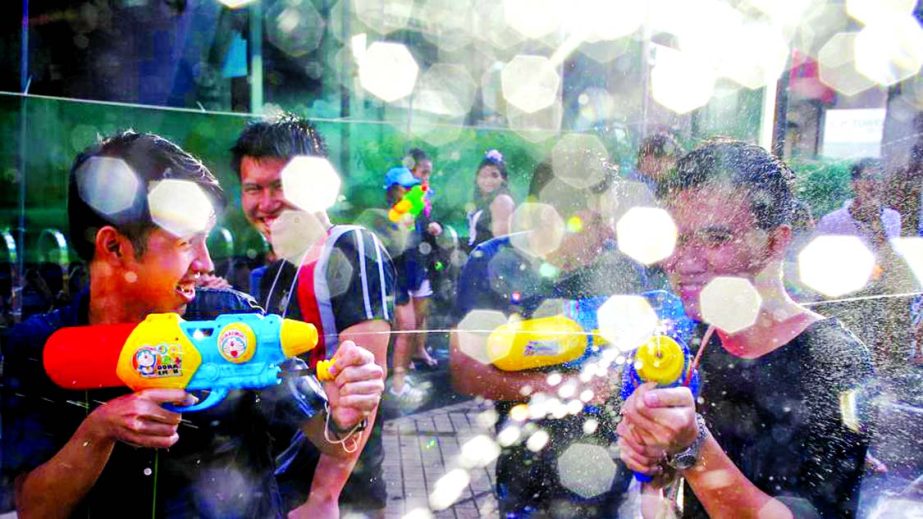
left=618, top=140, right=874, bottom=518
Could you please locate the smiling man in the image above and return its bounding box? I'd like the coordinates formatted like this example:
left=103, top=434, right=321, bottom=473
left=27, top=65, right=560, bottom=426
left=232, top=117, right=395, bottom=519
left=0, top=131, right=384, bottom=518
left=618, top=139, right=875, bottom=518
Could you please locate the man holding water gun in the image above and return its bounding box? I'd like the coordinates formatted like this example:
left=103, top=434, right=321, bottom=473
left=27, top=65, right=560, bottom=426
left=450, top=160, right=650, bottom=517
left=0, top=132, right=384, bottom=517
left=618, top=140, right=874, bottom=518
left=234, top=117, right=395, bottom=519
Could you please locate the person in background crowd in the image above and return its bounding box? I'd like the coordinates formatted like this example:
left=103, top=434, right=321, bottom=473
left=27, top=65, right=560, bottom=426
left=466, top=149, right=515, bottom=250
left=816, top=158, right=914, bottom=373
left=401, top=148, right=442, bottom=371
left=451, top=158, right=647, bottom=517
left=233, top=116, right=394, bottom=519
left=381, top=165, right=430, bottom=408
left=816, top=158, right=901, bottom=245
left=625, top=132, right=683, bottom=192
left=0, top=131, right=384, bottom=517
left=619, top=139, right=873, bottom=518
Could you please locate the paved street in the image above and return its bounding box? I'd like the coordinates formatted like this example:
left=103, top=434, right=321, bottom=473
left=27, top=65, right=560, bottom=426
left=380, top=400, right=499, bottom=519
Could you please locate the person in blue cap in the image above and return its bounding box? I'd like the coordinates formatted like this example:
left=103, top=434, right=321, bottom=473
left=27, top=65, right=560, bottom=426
left=381, top=166, right=438, bottom=407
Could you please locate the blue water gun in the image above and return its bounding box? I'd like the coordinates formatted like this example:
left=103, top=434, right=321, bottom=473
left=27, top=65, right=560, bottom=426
left=44, top=313, right=333, bottom=412
left=620, top=290, right=700, bottom=482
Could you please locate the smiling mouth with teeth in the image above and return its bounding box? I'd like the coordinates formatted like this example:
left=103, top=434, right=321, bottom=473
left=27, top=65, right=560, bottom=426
left=176, top=283, right=196, bottom=301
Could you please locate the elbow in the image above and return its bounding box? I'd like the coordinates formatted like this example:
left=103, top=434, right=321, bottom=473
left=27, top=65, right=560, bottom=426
left=448, top=353, right=476, bottom=397
left=449, top=353, right=491, bottom=398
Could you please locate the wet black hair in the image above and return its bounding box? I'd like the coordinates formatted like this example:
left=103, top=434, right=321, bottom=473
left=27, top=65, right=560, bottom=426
left=638, top=132, right=682, bottom=161
left=850, top=157, right=883, bottom=181
left=406, top=148, right=430, bottom=171
left=658, top=138, right=795, bottom=230
left=473, top=150, right=511, bottom=207
left=68, top=130, right=226, bottom=261
left=230, top=114, right=329, bottom=178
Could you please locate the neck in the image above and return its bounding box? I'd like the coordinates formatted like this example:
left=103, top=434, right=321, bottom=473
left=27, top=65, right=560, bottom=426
left=716, top=261, right=820, bottom=359
left=88, top=262, right=144, bottom=325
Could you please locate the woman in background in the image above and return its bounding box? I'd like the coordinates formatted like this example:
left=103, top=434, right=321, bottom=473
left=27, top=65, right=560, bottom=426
left=466, top=149, right=515, bottom=250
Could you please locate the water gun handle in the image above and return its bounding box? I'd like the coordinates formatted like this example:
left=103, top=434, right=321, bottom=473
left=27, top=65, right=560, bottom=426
left=164, top=388, right=229, bottom=413
left=621, top=335, right=699, bottom=483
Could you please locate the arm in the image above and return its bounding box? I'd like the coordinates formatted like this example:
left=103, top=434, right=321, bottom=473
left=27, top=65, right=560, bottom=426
left=294, top=320, right=390, bottom=517
left=449, top=331, right=611, bottom=404
left=489, top=194, right=515, bottom=238
left=16, top=389, right=188, bottom=518
left=299, top=338, right=385, bottom=456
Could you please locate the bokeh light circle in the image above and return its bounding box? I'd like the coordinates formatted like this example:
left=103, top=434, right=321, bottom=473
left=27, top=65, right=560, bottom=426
left=509, top=203, right=566, bottom=258
left=550, top=134, right=609, bottom=189
left=557, top=443, right=618, bottom=499
left=596, top=295, right=658, bottom=353
left=699, top=276, right=763, bottom=334
left=798, top=235, right=875, bottom=297
left=615, top=207, right=677, bottom=265
left=148, top=179, right=215, bottom=238
left=280, top=156, right=342, bottom=213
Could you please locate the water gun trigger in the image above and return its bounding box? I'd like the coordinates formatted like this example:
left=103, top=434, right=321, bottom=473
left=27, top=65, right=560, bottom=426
left=163, top=388, right=229, bottom=413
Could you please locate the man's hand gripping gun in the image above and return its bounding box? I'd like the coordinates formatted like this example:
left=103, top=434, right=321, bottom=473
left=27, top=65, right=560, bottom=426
left=43, top=313, right=335, bottom=412
left=620, top=334, right=701, bottom=482
left=482, top=291, right=700, bottom=483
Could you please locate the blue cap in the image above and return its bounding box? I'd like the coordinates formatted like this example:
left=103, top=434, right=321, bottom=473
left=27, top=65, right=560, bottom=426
left=383, top=166, right=420, bottom=190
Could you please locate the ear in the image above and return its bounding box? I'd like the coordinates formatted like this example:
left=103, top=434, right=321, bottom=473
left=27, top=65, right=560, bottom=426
left=94, top=226, right=134, bottom=264
left=766, top=224, right=793, bottom=260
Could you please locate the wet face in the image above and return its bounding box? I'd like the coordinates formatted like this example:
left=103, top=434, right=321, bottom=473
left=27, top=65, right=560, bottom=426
left=662, top=185, right=776, bottom=320
left=412, top=159, right=432, bottom=182
left=240, top=156, right=296, bottom=240
left=387, top=184, right=407, bottom=206
left=852, top=177, right=883, bottom=208
left=639, top=155, right=676, bottom=180
left=476, top=164, right=504, bottom=195
left=122, top=226, right=215, bottom=316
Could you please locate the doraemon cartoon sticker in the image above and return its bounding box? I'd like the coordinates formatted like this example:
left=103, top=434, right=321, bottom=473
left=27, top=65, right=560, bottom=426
left=132, top=344, right=183, bottom=378
left=218, top=327, right=250, bottom=363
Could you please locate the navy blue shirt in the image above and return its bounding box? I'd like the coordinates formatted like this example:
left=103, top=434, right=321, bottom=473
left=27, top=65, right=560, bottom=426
left=1, top=287, right=326, bottom=518
left=456, top=235, right=648, bottom=517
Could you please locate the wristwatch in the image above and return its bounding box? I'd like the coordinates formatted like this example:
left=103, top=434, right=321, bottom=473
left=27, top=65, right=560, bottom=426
left=666, top=413, right=708, bottom=471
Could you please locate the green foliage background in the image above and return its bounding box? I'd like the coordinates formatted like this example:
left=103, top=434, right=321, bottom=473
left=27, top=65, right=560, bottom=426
left=0, top=94, right=855, bottom=265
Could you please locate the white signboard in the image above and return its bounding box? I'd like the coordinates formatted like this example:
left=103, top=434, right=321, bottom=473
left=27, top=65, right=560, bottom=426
left=821, top=108, right=885, bottom=159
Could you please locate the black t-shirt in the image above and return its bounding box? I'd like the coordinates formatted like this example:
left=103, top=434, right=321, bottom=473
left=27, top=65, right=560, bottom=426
left=684, top=319, right=874, bottom=518
left=0, top=288, right=326, bottom=518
